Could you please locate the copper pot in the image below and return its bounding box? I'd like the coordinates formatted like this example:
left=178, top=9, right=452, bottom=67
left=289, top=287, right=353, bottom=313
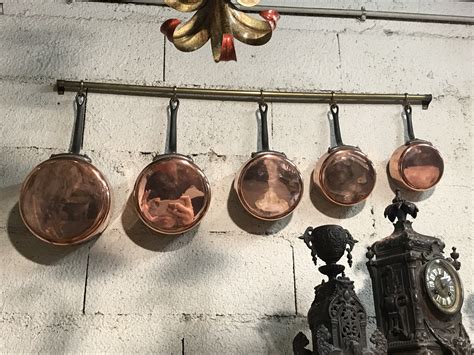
left=133, top=98, right=211, bottom=235
left=313, top=104, right=376, bottom=206
left=389, top=104, right=443, bottom=191
left=19, top=91, right=111, bottom=245
left=234, top=102, right=303, bottom=220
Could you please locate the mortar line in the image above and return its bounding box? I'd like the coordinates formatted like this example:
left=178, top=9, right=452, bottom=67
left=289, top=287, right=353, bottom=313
left=0, top=3, right=4, bottom=15
left=162, top=35, right=166, bottom=82
left=336, top=32, right=343, bottom=89
left=82, top=247, right=91, bottom=315
left=291, top=244, right=298, bottom=315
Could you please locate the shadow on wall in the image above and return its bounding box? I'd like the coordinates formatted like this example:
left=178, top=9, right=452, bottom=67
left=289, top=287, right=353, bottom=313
left=463, top=294, right=474, bottom=330
left=354, top=258, right=376, bottom=319
left=37, top=311, right=78, bottom=353
left=257, top=315, right=310, bottom=354
left=121, top=193, right=197, bottom=252
left=2, top=21, right=86, bottom=83
left=309, top=182, right=365, bottom=219
left=7, top=201, right=93, bottom=265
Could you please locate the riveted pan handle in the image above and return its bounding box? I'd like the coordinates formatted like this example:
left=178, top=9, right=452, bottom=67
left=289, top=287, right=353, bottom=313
left=404, top=104, right=417, bottom=142
left=70, top=90, right=87, bottom=155
left=330, top=103, right=344, bottom=147
left=259, top=102, right=269, bottom=151
left=168, top=98, right=180, bottom=154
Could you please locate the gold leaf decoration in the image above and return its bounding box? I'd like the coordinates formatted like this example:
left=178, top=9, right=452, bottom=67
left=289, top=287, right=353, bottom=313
left=161, top=0, right=279, bottom=62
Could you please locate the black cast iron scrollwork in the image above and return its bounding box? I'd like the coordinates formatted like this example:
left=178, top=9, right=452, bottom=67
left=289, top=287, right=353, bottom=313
left=383, top=189, right=418, bottom=223
left=295, top=225, right=387, bottom=355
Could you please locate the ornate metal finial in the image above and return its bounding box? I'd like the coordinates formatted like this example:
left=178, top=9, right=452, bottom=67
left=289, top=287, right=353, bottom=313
left=384, top=189, right=419, bottom=223
left=300, top=225, right=358, bottom=279
left=450, top=247, right=461, bottom=270
left=161, top=0, right=279, bottom=62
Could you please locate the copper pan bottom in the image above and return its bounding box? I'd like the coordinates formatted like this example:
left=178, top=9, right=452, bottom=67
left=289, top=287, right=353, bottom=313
left=134, top=154, right=211, bottom=235
left=389, top=141, right=444, bottom=191
left=19, top=154, right=111, bottom=245
left=235, top=152, right=303, bottom=220
left=313, top=147, right=376, bottom=206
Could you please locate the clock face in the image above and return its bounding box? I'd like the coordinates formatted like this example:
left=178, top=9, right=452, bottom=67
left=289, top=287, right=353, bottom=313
left=424, top=259, right=463, bottom=315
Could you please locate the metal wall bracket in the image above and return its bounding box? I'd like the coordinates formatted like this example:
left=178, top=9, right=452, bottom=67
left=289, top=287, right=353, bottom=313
left=56, top=80, right=433, bottom=109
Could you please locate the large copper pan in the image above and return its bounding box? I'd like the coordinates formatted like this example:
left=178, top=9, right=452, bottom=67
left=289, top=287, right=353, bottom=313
left=234, top=102, right=303, bottom=220
left=19, top=91, right=111, bottom=245
left=133, top=98, right=211, bottom=235
left=388, top=104, right=443, bottom=191
left=313, top=104, right=376, bottom=206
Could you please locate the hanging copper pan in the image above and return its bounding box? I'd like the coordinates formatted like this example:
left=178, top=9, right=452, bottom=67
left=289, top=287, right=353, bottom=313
left=133, top=98, right=211, bottom=235
left=313, top=104, right=376, bottom=206
left=19, top=91, right=111, bottom=245
left=389, top=104, right=443, bottom=191
left=234, top=102, right=303, bottom=220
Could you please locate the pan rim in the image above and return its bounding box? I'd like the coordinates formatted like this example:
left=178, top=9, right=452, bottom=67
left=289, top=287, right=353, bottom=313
left=235, top=151, right=304, bottom=221
left=133, top=154, right=212, bottom=235
left=19, top=154, right=112, bottom=246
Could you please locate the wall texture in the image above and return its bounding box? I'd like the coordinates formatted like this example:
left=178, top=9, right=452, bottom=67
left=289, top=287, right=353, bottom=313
left=0, top=0, right=472, bottom=353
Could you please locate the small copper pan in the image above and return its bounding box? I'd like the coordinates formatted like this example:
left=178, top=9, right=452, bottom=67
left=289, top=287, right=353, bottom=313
left=133, top=98, right=211, bottom=235
left=234, top=102, right=303, bottom=220
left=313, top=104, right=376, bottom=206
left=19, top=91, right=111, bottom=245
left=389, top=104, right=443, bottom=191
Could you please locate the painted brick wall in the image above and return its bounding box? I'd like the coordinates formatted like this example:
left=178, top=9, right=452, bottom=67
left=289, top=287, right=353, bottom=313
left=0, top=1, right=472, bottom=353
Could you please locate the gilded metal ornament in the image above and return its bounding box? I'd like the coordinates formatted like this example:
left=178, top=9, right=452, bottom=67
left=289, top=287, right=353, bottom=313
left=161, top=0, right=279, bottom=62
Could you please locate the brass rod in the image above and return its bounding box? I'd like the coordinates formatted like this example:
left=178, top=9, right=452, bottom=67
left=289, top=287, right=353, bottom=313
left=56, top=80, right=432, bottom=109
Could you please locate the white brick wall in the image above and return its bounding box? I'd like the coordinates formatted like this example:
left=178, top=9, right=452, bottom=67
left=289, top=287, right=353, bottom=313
left=0, top=1, right=472, bottom=353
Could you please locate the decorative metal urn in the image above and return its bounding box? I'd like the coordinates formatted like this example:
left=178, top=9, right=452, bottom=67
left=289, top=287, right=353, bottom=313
left=366, top=190, right=472, bottom=354
left=294, top=225, right=387, bottom=355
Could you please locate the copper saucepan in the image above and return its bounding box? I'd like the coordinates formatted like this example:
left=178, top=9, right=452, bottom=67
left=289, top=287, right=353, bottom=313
left=389, top=104, right=443, bottom=191
left=234, top=102, right=303, bottom=220
left=19, top=91, right=111, bottom=245
left=313, top=104, right=376, bottom=206
left=133, top=98, right=211, bottom=235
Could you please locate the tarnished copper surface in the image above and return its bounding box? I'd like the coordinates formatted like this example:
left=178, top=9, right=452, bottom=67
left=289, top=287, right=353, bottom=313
left=389, top=141, right=444, bottom=191
left=313, top=147, right=376, bottom=206
left=134, top=154, right=211, bottom=235
left=19, top=154, right=111, bottom=245
left=235, top=152, right=303, bottom=220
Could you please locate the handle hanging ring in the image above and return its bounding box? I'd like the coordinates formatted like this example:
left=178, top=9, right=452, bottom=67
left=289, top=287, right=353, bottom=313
left=170, top=87, right=179, bottom=110
left=170, top=97, right=180, bottom=110
left=79, top=80, right=85, bottom=95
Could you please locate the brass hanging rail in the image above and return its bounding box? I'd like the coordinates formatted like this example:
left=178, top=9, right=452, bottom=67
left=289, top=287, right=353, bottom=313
left=56, top=80, right=432, bottom=109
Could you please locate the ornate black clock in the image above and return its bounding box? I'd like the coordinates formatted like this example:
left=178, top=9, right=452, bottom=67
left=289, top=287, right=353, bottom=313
left=366, top=191, right=472, bottom=354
